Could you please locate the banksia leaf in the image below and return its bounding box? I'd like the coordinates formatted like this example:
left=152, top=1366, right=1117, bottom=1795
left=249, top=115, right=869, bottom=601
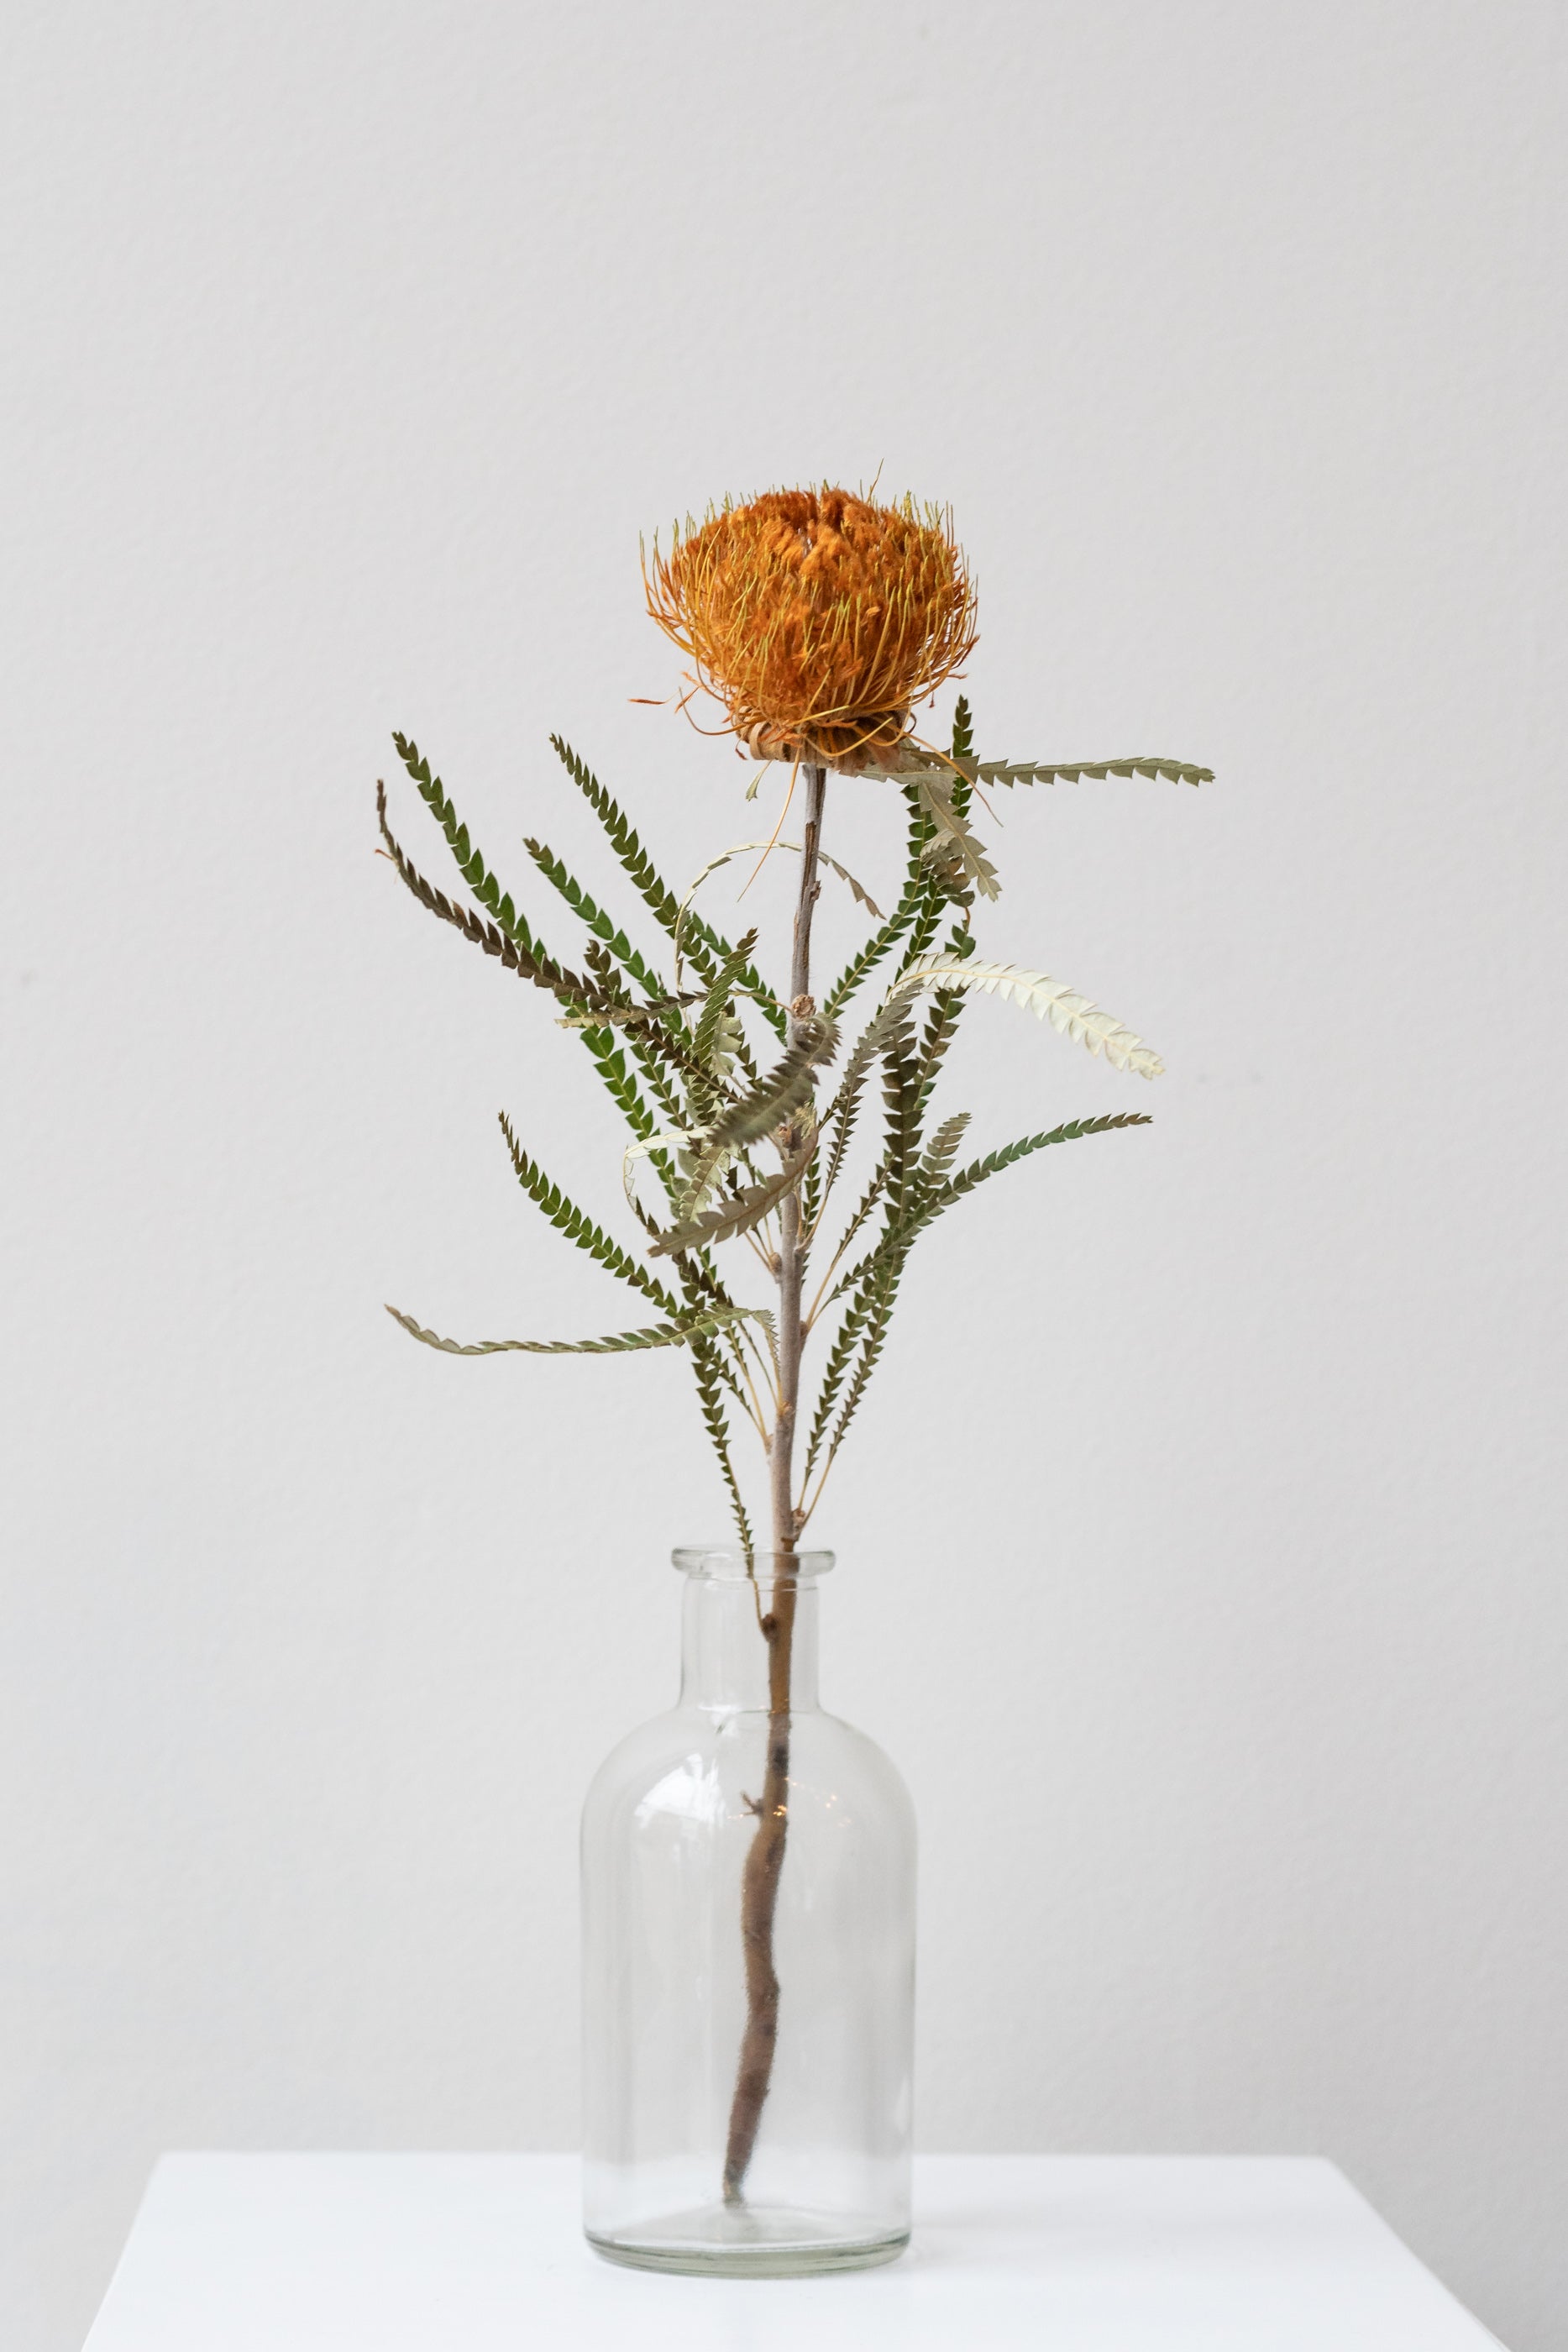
left=522, top=836, right=673, bottom=1002
left=385, top=1304, right=760, bottom=1356
left=392, top=733, right=543, bottom=953
left=705, top=1017, right=839, bottom=1153
left=914, top=919, right=976, bottom=1110
left=893, top=788, right=959, bottom=969
left=918, top=1111, right=972, bottom=1189
left=552, top=735, right=786, bottom=1039
left=556, top=995, right=701, bottom=1030
left=694, top=930, right=761, bottom=1073
left=914, top=770, right=1000, bottom=902
left=674, top=1247, right=776, bottom=1371
left=879, top=1006, right=924, bottom=1220
left=969, top=755, right=1213, bottom=789
left=498, top=1115, right=679, bottom=1313
left=577, top=1021, right=669, bottom=1152
left=669, top=1012, right=835, bottom=1219
left=379, top=769, right=695, bottom=1143
left=895, top=958, right=1166, bottom=1079
left=814, top=994, right=916, bottom=1220
left=690, top=1331, right=755, bottom=1556
left=822, top=782, right=939, bottom=1016
left=815, top=1258, right=904, bottom=1481
left=648, top=1137, right=814, bottom=1257
left=376, top=784, right=609, bottom=1015
left=831, top=1110, right=1153, bottom=1303
left=800, top=1272, right=884, bottom=1485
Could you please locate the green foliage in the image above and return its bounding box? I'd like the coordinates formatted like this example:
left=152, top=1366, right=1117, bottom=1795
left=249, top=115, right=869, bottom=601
left=691, top=930, right=760, bottom=1118
left=812, top=994, right=907, bottom=1221
left=705, top=1017, right=838, bottom=1155
left=376, top=782, right=606, bottom=1014
left=913, top=769, right=1000, bottom=900
left=379, top=700, right=1206, bottom=1537
left=971, top=755, right=1213, bottom=788
left=649, top=1137, right=815, bottom=1259
left=800, top=1259, right=890, bottom=1488
left=831, top=1111, right=1154, bottom=1306
left=551, top=734, right=786, bottom=1040
left=808, top=1255, right=904, bottom=1494
left=522, top=834, right=673, bottom=1003
left=393, top=733, right=543, bottom=953
left=821, top=787, right=935, bottom=1016
left=690, top=1331, right=755, bottom=1557
left=498, top=1115, right=679, bottom=1312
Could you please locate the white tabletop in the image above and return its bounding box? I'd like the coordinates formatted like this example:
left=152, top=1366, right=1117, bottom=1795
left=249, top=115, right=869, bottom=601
left=83, top=2152, right=1502, bottom=2350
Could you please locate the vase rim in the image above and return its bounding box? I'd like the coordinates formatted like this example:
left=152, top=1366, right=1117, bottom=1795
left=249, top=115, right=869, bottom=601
left=672, top=1546, right=835, bottom=1583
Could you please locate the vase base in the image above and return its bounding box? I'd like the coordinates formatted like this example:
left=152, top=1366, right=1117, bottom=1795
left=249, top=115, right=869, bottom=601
left=587, top=2203, right=910, bottom=2277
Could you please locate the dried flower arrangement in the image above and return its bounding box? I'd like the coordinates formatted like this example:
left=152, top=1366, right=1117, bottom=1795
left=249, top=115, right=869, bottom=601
left=377, top=484, right=1210, bottom=2200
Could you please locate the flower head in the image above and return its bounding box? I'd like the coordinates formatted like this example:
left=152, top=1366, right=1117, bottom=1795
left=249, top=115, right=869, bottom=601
left=646, top=486, right=977, bottom=770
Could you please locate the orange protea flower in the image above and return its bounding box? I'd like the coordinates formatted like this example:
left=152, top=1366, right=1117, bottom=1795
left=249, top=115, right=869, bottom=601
left=645, top=486, right=978, bottom=771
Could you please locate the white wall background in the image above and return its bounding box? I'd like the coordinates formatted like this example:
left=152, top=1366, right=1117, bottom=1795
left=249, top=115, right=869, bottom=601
left=3, top=3, right=1564, bottom=2345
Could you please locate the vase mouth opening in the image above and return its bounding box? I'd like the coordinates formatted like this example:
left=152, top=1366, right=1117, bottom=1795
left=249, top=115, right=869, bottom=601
left=672, top=1546, right=835, bottom=1584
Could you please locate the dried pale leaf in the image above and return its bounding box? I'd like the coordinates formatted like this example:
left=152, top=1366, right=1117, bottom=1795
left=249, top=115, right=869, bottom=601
left=621, top=1123, right=720, bottom=1215
left=625, top=1126, right=700, bottom=1161
left=895, top=958, right=1165, bottom=1079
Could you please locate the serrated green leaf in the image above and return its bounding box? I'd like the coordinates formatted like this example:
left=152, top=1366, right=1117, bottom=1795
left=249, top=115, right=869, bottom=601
left=690, top=1331, right=755, bottom=1557
left=376, top=782, right=608, bottom=1014
left=522, top=834, right=673, bottom=1002
left=551, top=734, right=786, bottom=1041
left=830, top=1110, right=1153, bottom=1305
left=498, top=1114, right=679, bottom=1313
left=391, top=734, right=543, bottom=958
left=969, top=754, right=1213, bottom=788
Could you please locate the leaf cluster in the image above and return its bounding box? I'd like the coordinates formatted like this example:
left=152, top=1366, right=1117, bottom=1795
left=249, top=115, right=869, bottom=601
left=376, top=698, right=1207, bottom=1544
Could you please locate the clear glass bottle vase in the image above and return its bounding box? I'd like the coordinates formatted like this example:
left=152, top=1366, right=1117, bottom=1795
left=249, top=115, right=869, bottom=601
left=581, top=1547, right=915, bottom=2275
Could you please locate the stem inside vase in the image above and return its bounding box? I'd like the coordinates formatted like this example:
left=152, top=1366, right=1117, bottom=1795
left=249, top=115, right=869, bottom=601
left=721, top=764, right=826, bottom=2202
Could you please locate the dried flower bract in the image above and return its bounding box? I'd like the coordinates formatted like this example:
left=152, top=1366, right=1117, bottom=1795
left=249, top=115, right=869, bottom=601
left=646, top=486, right=978, bottom=771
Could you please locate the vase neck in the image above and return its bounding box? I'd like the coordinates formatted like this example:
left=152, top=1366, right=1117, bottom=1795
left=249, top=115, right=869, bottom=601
left=678, top=1572, right=821, bottom=1713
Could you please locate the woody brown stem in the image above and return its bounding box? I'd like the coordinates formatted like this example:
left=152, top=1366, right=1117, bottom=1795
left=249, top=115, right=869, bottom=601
left=721, top=764, right=826, bottom=2203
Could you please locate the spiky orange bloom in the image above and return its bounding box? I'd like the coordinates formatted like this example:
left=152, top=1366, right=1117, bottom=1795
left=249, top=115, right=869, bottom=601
left=646, top=486, right=978, bottom=769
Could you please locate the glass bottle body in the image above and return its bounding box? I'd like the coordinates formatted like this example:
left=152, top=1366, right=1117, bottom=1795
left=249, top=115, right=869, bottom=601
left=581, top=1549, right=915, bottom=2275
